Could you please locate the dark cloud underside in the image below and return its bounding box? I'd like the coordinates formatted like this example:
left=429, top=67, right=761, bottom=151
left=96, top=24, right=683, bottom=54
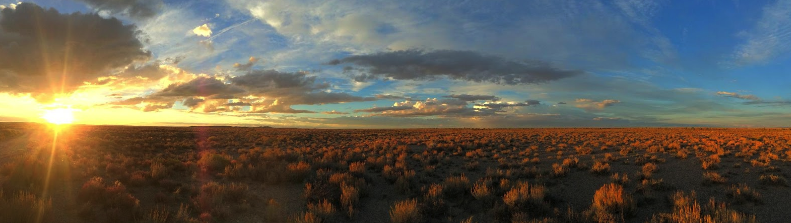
left=329, top=49, right=582, bottom=85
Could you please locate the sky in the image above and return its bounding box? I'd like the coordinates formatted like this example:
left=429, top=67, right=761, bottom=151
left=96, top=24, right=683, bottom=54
left=0, top=0, right=789, bottom=128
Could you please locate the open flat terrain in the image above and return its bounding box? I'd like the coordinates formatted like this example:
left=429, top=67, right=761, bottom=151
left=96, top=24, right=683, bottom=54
left=1, top=123, right=790, bottom=223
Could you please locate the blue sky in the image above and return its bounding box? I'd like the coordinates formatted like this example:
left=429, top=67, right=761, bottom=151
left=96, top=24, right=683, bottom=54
left=0, top=0, right=789, bottom=127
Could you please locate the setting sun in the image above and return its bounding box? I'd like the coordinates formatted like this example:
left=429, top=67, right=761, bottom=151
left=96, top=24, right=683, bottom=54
left=42, top=108, right=75, bottom=125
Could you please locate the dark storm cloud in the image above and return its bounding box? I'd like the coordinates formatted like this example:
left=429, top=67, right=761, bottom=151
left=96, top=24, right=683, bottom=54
left=229, top=69, right=375, bottom=105
left=156, top=77, right=245, bottom=97
left=0, top=3, right=150, bottom=101
left=75, top=0, right=163, bottom=19
left=328, top=49, right=581, bottom=84
left=445, top=94, right=500, bottom=101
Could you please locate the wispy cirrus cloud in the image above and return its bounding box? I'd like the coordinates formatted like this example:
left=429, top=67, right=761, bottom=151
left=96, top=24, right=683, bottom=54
left=732, top=0, right=791, bottom=65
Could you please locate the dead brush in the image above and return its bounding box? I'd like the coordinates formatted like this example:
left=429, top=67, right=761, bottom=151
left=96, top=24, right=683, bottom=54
left=390, top=199, right=422, bottom=223
left=702, top=172, right=727, bottom=185
left=726, top=184, right=762, bottom=205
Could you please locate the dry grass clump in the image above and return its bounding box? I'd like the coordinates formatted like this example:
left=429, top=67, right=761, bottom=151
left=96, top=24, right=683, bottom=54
left=390, top=199, right=422, bottom=223
left=700, top=155, right=720, bottom=170
left=551, top=163, right=569, bottom=178
left=471, top=179, right=494, bottom=205
left=194, top=182, right=250, bottom=220
left=0, top=190, right=52, bottom=223
left=759, top=174, right=788, bottom=186
left=348, top=162, right=366, bottom=174
left=150, top=162, right=169, bottom=180
left=590, top=161, right=610, bottom=175
left=307, top=199, right=336, bottom=219
left=726, top=184, right=762, bottom=205
left=641, top=162, right=658, bottom=179
left=611, top=173, right=629, bottom=185
left=77, top=177, right=140, bottom=221
left=286, top=161, right=312, bottom=183
left=587, top=183, right=634, bottom=222
left=562, top=157, right=579, bottom=168
left=502, top=182, right=546, bottom=209
left=702, top=172, right=727, bottom=186
left=197, top=151, right=231, bottom=172
left=648, top=191, right=756, bottom=223
left=291, top=212, right=322, bottom=223
left=340, top=183, right=360, bottom=217
left=443, top=174, right=471, bottom=198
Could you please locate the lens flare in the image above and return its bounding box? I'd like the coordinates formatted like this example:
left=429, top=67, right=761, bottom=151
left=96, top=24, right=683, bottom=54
left=42, top=108, right=75, bottom=125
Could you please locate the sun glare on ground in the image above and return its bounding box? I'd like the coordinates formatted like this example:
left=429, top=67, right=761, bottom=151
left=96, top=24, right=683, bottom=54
left=42, top=108, right=75, bottom=125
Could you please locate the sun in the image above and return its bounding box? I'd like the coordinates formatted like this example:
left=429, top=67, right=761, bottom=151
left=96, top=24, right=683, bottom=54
left=42, top=108, right=75, bottom=125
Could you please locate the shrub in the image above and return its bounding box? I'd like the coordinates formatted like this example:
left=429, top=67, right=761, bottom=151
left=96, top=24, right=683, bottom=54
left=759, top=174, right=788, bottom=186
left=291, top=212, right=322, bottom=223
left=390, top=199, right=421, bottom=223
left=590, top=161, right=610, bottom=175
left=589, top=183, right=633, bottom=222
left=641, top=163, right=658, bottom=178
left=551, top=163, right=568, bottom=178
left=702, top=172, right=727, bottom=185
left=151, top=162, right=168, bottom=180
left=443, top=174, right=470, bottom=198
left=198, top=152, right=231, bottom=172
left=611, top=173, right=629, bottom=185
left=307, top=199, right=336, bottom=219
left=726, top=184, right=762, bottom=205
left=0, top=191, right=52, bottom=223
left=502, top=182, right=546, bottom=208
left=471, top=179, right=494, bottom=204
left=287, top=161, right=312, bottom=183
left=562, top=157, right=579, bottom=168
left=349, top=162, right=366, bottom=174
left=340, top=183, right=360, bottom=217
left=648, top=191, right=756, bottom=223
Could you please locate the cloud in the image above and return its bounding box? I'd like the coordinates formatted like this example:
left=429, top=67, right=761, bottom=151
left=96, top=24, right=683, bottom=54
left=473, top=101, right=539, bottom=111
left=328, top=50, right=581, bottom=85
left=0, top=3, right=150, bottom=101
left=233, top=57, right=259, bottom=71
left=732, top=0, right=791, bottom=65
left=716, top=91, right=759, bottom=100
left=130, top=69, right=376, bottom=113
left=322, top=110, right=348, bottom=115
left=445, top=94, right=500, bottom=101
left=354, top=105, right=414, bottom=113
left=156, top=77, right=245, bottom=97
left=192, top=24, right=212, bottom=37
left=717, top=91, right=791, bottom=106
left=575, top=99, right=621, bottom=111
left=75, top=0, right=163, bottom=20
left=375, top=94, right=409, bottom=100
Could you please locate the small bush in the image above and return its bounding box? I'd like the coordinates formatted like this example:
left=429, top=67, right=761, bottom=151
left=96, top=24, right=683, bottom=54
left=198, top=152, right=231, bottom=172
left=551, top=163, right=568, bottom=178
left=641, top=163, right=658, bottom=179
left=340, top=183, right=360, bottom=217
left=471, top=179, right=494, bottom=205
left=502, top=182, right=546, bottom=208
left=0, top=191, right=52, bottom=223
left=648, top=191, right=756, bottom=223
left=702, top=172, right=727, bottom=185
left=759, top=174, right=788, bottom=186
left=151, top=162, right=168, bottom=180
left=291, top=212, right=321, bottom=223
left=287, top=161, right=312, bottom=183
left=589, top=183, right=633, bottom=222
left=726, top=184, right=762, bottom=205
left=443, top=174, right=470, bottom=198
left=390, top=199, right=422, bottom=223
left=611, top=173, right=629, bottom=185
left=590, top=161, right=610, bottom=175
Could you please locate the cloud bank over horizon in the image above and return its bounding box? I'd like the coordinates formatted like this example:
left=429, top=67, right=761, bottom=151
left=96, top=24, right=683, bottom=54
left=0, top=0, right=789, bottom=128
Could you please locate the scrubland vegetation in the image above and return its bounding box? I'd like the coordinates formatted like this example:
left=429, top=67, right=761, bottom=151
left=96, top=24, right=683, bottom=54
left=0, top=123, right=790, bottom=222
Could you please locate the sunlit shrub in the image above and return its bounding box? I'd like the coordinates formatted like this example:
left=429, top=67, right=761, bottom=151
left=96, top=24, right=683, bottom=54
left=390, top=199, right=421, bottom=223
left=726, top=184, right=762, bottom=205
left=588, top=183, right=633, bottom=222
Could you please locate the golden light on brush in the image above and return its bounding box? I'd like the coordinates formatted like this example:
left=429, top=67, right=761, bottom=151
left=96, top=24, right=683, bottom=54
left=41, top=108, right=75, bottom=125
